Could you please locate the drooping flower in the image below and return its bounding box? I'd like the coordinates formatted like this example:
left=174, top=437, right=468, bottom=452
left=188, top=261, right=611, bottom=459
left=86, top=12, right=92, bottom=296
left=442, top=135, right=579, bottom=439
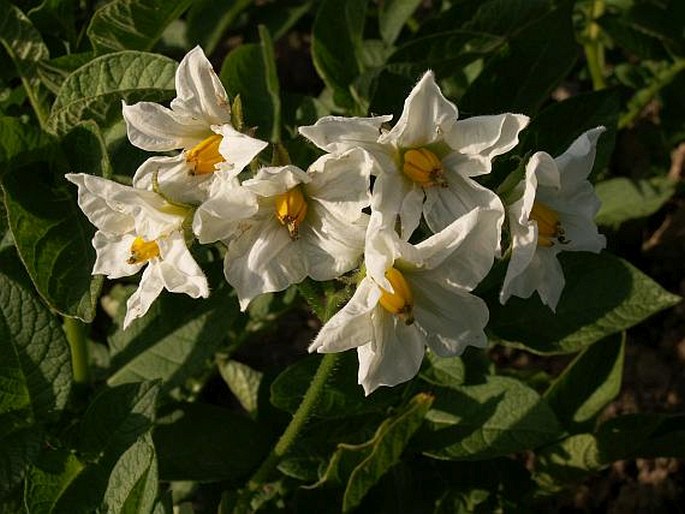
left=499, top=127, right=607, bottom=311
left=65, top=173, right=209, bottom=329
left=299, top=71, right=528, bottom=243
left=194, top=149, right=373, bottom=310
left=122, top=46, right=267, bottom=204
left=310, top=208, right=495, bottom=395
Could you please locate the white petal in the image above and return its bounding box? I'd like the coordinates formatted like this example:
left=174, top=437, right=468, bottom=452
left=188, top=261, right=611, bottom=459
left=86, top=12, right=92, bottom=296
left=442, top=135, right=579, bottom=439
left=122, top=101, right=210, bottom=152
left=224, top=215, right=307, bottom=310
left=133, top=154, right=212, bottom=205
left=192, top=176, right=258, bottom=244
left=501, top=248, right=565, bottom=311
left=123, top=263, right=165, bottom=330
left=216, top=124, right=268, bottom=174
left=445, top=113, right=529, bottom=159
left=399, top=186, right=425, bottom=240
left=92, top=231, right=142, bottom=279
left=242, top=165, right=310, bottom=197
left=555, top=127, right=605, bottom=188
left=358, top=308, right=425, bottom=395
left=65, top=173, right=134, bottom=235
left=380, top=71, right=458, bottom=148
left=300, top=201, right=367, bottom=281
left=411, top=274, right=488, bottom=356
left=170, top=46, right=232, bottom=126
left=298, top=115, right=392, bottom=154
left=156, top=232, right=209, bottom=299
left=364, top=206, right=400, bottom=291
left=310, top=277, right=380, bottom=353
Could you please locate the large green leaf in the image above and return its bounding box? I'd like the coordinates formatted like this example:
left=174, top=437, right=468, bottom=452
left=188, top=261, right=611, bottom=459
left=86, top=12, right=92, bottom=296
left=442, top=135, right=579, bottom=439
left=87, top=0, right=193, bottom=54
left=533, top=433, right=603, bottom=492
left=597, top=413, right=685, bottom=461
left=595, top=177, right=676, bottom=228
left=2, top=164, right=101, bottom=322
left=460, top=1, right=577, bottom=115
left=543, top=334, right=624, bottom=432
left=220, top=26, right=281, bottom=142
left=487, top=252, right=681, bottom=354
left=311, top=0, right=368, bottom=111
left=378, top=0, right=423, bottom=45
left=185, top=0, right=252, bottom=56
left=218, top=360, right=262, bottom=416
left=24, top=449, right=85, bottom=514
left=152, top=402, right=272, bottom=481
left=416, top=376, right=561, bottom=460
left=312, top=393, right=433, bottom=512
left=0, top=423, right=43, bottom=499
left=101, top=434, right=158, bottom=514
left=0, top=116, right=56, bottom=170
left=0, top=248, right=72, bottom=421
left=106, top=278, right=240, bottom=394
left=0, top=0, right=50, bottom=124
left=47, top=51, right=177, bottom=135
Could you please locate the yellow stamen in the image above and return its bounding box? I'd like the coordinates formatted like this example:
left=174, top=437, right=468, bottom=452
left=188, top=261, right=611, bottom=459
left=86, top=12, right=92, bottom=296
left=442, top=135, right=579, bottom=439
left=186, top=134, right=224, bottom=175
left=402, top=148, right=447, bottom=188
left=530, top=201, right=567, bottom=247
left=127, top=236, right=160, bottom=265
left=379, top=267, right=414, bottom=325
left=275, top=186, right=308, bottom=239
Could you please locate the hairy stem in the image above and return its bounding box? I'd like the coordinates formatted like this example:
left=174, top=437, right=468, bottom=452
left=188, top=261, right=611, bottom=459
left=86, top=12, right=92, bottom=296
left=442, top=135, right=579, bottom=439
left=583, top=0, right=606, bottom=91
left=63, top=317, right=90, bottom=385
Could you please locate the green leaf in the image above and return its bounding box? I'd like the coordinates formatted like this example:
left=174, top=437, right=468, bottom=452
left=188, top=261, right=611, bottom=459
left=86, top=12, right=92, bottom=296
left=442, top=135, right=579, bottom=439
left=417, top=376, right=561, bottom=460
left=87, top=0, right=193, bottom=54
left=218, top=360, right=262, bottom=415
left=61, top=121, right=113, bottom=179
left=517, top=89, right=621, bottom=177
left=419, top=347, right=493, bottom=388
left=0, top=248, right=72, bottom=420
left=152, top=402, right=272, bottom=481
left=0, top=0, right=50, bottom=125
left=597, top=413, right=685, bottom=461
left=533, top=434, right=603, bottom=492
left=487, top=252, right=681, bottom=354
left=47, top=51, right=177, bottom=135
left=311, top=0, right=368, bottom=111
left=312, top=393, right=433, bottom=512
left=379, top=0, right=422, bottom=45
left=106, top=280, right=240, bottom=394
left=220, top=26, right=281, bottom=143
left=595, top=177, right=676, bottom=227
left=185, top=0, right=252, bottom=56
left=2, top=163, right=101, bottom=322
left=0, top=423, right=43, bottom=499
left=24, top=449, right=85, bottom=514
left=79, top=381, right=160, bottom=463
left=270, top=353, right=401, bottom=418
left=460, top=1, right=577, bottom=115
left=0, top=116, right=56, bottom=170
left=543, top=334, right=625, bottom=432
left=101, top=434, right=158, bottom=514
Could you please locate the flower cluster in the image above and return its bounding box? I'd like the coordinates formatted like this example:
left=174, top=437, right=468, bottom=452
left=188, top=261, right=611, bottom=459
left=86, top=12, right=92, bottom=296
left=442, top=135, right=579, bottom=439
left=68, top=47, right=606, bottom=393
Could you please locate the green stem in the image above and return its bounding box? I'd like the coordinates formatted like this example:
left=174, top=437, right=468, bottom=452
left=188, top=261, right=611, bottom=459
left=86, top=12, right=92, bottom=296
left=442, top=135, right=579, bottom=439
left=233, top=352, right=342, bottom=513
left=63, top=317, right=90, bottom=385
left=583, top=0, right=606, bottom=91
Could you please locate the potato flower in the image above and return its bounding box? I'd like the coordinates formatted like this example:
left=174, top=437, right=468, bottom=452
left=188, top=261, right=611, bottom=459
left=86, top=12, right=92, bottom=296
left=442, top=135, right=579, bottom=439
left=122, top=46, right=267, bottom=204
left=310, top=208, right=496, bottom=395
left=299, top=71, right=528, bottom=243
left=499, top=127, right=607, bottom=310
left=65, top=173, right=209, bottom=329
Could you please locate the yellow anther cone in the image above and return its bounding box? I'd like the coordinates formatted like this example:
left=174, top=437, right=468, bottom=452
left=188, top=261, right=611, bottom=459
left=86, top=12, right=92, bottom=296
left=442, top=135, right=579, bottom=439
left=275, top=186, right=308, bottom=239
left=128, top=236, right=160, bottom=264
left=186, top=134, right=224, bottom=175
left=402, top=148, right=447, bottom=187
left=379, top=267, right=414, bottom=325
left=530, top=201, right=561, bottom=247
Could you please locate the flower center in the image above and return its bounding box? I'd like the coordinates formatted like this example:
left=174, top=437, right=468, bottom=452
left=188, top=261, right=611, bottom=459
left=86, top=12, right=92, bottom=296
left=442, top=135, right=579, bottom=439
left=530, top=201, right=568, bottom=247
left=274, top=186, right=308, bottom=240
left=402, top=148, right=447, bottom=188
left=186, top=134, right=224, bottom=175
left=378, top=267, right=414, bottom=325
left=127, top=236, right=160, bottom=265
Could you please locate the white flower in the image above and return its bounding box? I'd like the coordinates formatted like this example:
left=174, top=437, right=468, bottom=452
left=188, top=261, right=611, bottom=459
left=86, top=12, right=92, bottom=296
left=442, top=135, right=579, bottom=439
left=122, top=46, right=267, bottom=204
left=499, top=127, right=607, bottom=311
left=310, top=209, right=494, bottom=395
left=299, top=71, right=528, bottom=243
left=65, top=173, right=209, bottom=329
left=195, top=149, right=373, bottom=310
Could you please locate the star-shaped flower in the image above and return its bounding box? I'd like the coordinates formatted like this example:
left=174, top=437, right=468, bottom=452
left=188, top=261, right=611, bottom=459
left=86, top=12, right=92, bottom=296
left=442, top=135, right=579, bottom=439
left=299, top=71, right=528, bottom=243
left=310, top=208, right=495, bottom=395
left=193, top=149, right=373, bottom=309
left=499, top=127, right=607, bottom=310
left=122, top=46, right=267, bottom=204
left=66, top=173, right=209, bottom=329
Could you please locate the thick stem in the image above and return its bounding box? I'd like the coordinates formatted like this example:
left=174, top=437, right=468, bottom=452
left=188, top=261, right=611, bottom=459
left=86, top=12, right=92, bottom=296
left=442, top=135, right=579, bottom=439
left=583, top=0, right=606, bottom=91
left=233, top=352, right=342, bottom=513
left=63, top=317, right=90, bottom=385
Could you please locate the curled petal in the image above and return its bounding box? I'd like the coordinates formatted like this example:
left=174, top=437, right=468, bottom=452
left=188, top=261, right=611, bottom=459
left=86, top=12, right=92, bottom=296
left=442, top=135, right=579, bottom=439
left=123, top=263, right=165, bottom=330
left=298, top=115, right=392, bottom=154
